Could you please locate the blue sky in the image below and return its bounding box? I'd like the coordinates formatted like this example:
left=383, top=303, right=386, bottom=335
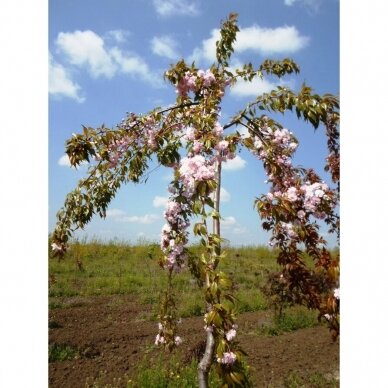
left=49, top=0, right=339, bottom=246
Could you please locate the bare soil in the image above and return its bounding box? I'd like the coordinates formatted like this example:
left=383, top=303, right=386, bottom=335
left=49, top=295, right=339, bottom=387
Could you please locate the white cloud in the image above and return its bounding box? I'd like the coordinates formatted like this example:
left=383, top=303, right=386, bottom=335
left=231, top=78, right=278, bottom=98
left=153, top=0, right=199, bottom=17
left=284, top=0, right=322, bottom=12
left=190, top=24, right=308, bottom=64
left=105, top=29, right=130, bottom=43
left=109, top=47, right=163, bottom=86
left=235, top=124, right=249, bottom=138
left=119, top=214, right=160, bottom=224
left=229, top=60, right=296, bottom=98
left=49, top=55, right=84, bottom=102
left=235, top=25, right=309, bottom=54
left=220, top=216, right=248, bottom=236
left=55, top=30, right=162, bottom=86
left=57, top=154, right=88, bottom=167
left=56, top=30, right=117, bottom=78
left=232, top=226, right=248, bottom=235
left=221, top=216, right=237, bottom=227
left=222, top=155, right=247, bottom=171
left=106, top=208, right=126, bottom=218
left=58, top=154, right=71, bottom=167
left=189, top=28, right=219, bottom=64
left=153, top=195, right=169, bottom=208
left=220, top=187, right=231, bottom=202
left=105, top=208, right=160, bottom=224
left=151, top=36, right=180, bottom=60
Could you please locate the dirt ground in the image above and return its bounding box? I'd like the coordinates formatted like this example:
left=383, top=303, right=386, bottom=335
left=49, top=295, right=339, bottom=387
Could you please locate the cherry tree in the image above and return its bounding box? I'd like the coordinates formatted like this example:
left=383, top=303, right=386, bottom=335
left=51, top=13, right=339, bottom=387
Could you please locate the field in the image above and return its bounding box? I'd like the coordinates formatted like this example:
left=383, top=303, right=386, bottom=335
left=49, top=240, right=339, bottom=387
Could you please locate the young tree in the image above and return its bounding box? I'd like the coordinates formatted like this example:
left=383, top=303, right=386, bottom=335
left=51, top=13, right=339, bottom=387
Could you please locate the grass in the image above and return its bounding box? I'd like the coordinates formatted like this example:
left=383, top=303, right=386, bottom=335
left=49, top=239, right=336, bottom=323
left=258, top=306, right=319, bottom=336
left=283, top=370, right=339, bottom=388
left=49, top=239, right=281, bottom=317
left=84, top=354, right=223, bottom=388
left=49, top=343, right=80, bottom=362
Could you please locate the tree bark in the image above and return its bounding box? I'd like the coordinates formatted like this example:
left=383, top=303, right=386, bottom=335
left=198, top=155, right=222, bottom=388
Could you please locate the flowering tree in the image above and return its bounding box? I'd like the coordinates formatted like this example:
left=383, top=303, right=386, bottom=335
left=51, top=13, right=339, bottom=387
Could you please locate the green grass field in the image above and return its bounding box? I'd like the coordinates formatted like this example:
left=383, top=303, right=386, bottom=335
left=49, top=239, right=285, bottom=315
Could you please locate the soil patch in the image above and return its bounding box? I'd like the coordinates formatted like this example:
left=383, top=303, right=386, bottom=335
left=49, top=295, right=339, bottom=387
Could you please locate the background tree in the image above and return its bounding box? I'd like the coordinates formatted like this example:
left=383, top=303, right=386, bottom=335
left=51, top=13, right=339, bottom=387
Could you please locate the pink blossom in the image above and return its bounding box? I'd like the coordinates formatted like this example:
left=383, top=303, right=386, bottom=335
left=193, top=140, right=203, bottom=154
left=281, top=222, right=297, bottom=239
left=297, top=210, right=305, bottom=219
left=217, top=352, right=237, bottom=365
left=179, top=155, right=216, bottom=189
left=162, top=223, right=171, bottom=234
left=51, top=242, right=64, bottom=252
left=108, top=152, right=119, bottom=167
left=213, top=122, right=224, bottom=137
left=334, top=288, right=340, bottom=299
left=226, top=328, right=237, bottom=341
left=155, top=334, right=165, bottom=345
left=216, top=140, right=229, bottom=151
left=199, top=69, right=216, bottom=86
left=185, top=127, right=196, bottom=141
left=164, top=200, right=182, bottom=223
left=254, top=138, right=263, bottom=149
left=285, top=187, right=298, bottom=202
left=174, top=336, right=183, bottom=346
left=195, top=164, right=215, bottom=181
left=147, top=129, right=157, bottom=150
left=176, top=71, right=197, bottom=96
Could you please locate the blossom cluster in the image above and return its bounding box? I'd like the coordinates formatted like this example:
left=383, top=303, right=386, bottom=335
left=51, top=241, right=66, bottom=255
left=279, top=221, right=298, bottom=240
left=176, top=69, right=216, bottom=97
left=93, top=115, right=161, bottom=168
left=267, top=181, right=333, bottom=225
left=253, top=124, right=296, bottom=167
left=179, top=155, right=216, bottom=198
left=323, top=287, right=340, bottom=322
left=159, top=152, right=217, bottom=271
left=155, top=323, right=182, bottom=347
left=225, top=327, right=237, bottom=342
left=157, top=120, right=224, bottom=349
left=104, top=136, right=133, bottom=167
left=250, top=119, right=337, bottom=245
left=160, top=198, right=190, bottom=272
left=217, top=351, right=237, bottom=365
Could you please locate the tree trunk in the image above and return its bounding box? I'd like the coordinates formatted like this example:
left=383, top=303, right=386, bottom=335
left=198, top=155, right=222, bottom=388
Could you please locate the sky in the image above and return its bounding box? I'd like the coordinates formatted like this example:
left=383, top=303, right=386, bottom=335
left=49, top=0, right=339, bottom=247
